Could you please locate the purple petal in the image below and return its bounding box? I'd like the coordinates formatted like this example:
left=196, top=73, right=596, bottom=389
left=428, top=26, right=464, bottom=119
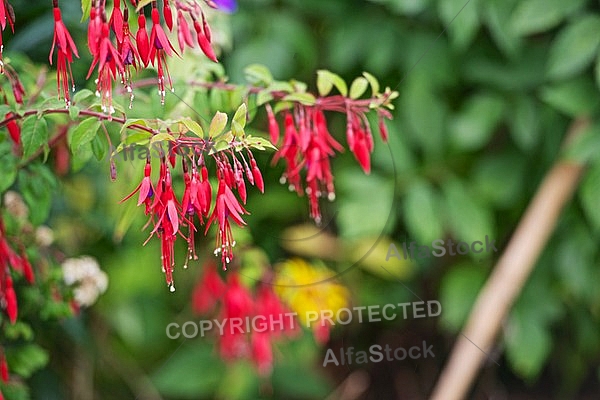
left=214, top=0, right=237, bottom=13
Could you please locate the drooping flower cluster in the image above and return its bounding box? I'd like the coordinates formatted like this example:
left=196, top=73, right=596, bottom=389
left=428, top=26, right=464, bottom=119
left=121, top=140, right=264, bottom=291
left=267, top=101, right=392, bottom=223
left=0, top=194, right=36, bottom=325
left=192, top=262, right=298, bottom=375
left=45, top=0, right=222, bottom=110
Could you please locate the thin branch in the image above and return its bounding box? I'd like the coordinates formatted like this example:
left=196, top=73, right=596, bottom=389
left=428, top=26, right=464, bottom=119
left=429, top=118, right=589, bottom=400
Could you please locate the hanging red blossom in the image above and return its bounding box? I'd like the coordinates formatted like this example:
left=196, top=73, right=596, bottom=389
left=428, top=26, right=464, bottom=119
left=49, top=0, right=79, bottom=106
left=149, top=7, right=178, bottom=103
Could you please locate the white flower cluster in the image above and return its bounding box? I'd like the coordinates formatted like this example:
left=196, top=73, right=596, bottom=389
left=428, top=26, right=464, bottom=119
left=61, top=256, right=108, bottom=307
left=3, top=191, right=28, bottom=219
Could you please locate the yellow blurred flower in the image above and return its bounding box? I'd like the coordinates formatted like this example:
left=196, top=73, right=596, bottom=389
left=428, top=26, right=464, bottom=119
left=274, top=258, right=350, bottom=343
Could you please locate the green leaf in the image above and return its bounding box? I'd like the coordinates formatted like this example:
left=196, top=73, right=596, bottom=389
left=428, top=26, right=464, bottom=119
left=510, top=0, right=587, bottom=36
left=6, top=344, right=49, bottom=378
left=0, top=144, right=17, bottom=193
left=135, top=0, right=153, bottom=12
left=150, top=132, right=175, bottom=145
left=539, top=77, right=600, bottom=117
left=81, top=0, right=92, bottom=21
left=91, top=131, right=109, bottom=161
left=449, top=93, right=505, bottom=151
left=123, top=131, right=153, bottom=146
left=4, top=321, right=34, bottom=341
left=68, top=117, right=101, bottom=153
left=38, top=97, right=66, bottom=113
left=440, top=263, right=487, bottom=332
left=483, top=0, right=522, bottom=57
left=349, top=77, right=369, bottom=99
left=68, top=105, right=80, bottom=120
left=595, top=52, right=600, bottom=90
left=443, top=178, right=495, bottom=244
left=256, top=90, right=274, bottom=107
left=19, top=166, right=55, bottom=224
left=72, top=89, right=95, bottom=104
left=244, top=64, right=273, bottom=86
left=362, top=71, right=380, bottom=95
left=472, top=153, right=526, bottom=208
left=400, top=74, right=446, bottom=156
left=208, top=111, right=228, bottom=137
left=232, top=103, right=247, bottom=129
left=71, top=141, right=94, bottom=172
left=547, top=15, right=600, bottom=80
left=580, top=162, right=600, bottom=232
left=243, top=135, right=277, bottom=151
left=181, top=118, right=204, bottom=138
left=316, top=70, right=347, bottom=96
left=120, top=118, right=149, bottom=135
left=273, top=101, right=293, bottom=114
left=508, top=95, right=540, bottom=151
left=268, top=81, right=295, bottom=93
left=231, top=120, right=244, bottom=138
left=20, top=116, right=48, bottom=158
left=0, top=381, right=30, bottom=400
left=438, top=0, right=480, bottom=50
left=402, top=180, right=444, bottom=245
left=505, top=310, right=552, bottom=380
left=281, top=92, right=317, bottom=106
left=152, top=344, right=224, bottom=398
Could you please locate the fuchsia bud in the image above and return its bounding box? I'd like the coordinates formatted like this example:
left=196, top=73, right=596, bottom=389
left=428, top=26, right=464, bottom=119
left=266, top=103, right=279, bottom=144
left=163, top=0, right=173, bottom=31
left=136, top=14, right=150, bottom=66
left=193, top=18, right=217, bottom=62
left=4, top=276, right=17, bottom=324
left=0, top=353, right=8, bottom=383
left=251, top=159, right=264, bottom=193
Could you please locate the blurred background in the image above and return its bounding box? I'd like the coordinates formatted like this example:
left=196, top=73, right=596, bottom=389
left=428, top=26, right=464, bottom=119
left=3, top=0, right=600, bottom=398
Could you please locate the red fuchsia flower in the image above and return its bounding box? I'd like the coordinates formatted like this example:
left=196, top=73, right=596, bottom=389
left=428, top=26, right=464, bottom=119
left=87, top=6, right=101, bottom=57
left=254, top=283, right=298, bottom=339
left=192, top=269, right=300, bottom=375
left=191, top=261, right=225, bottom=314
left=4, top=112, right=20, bottom=148
left=192, top=14, right=217, bottom=63
left=20, top=251, right=34, bottom=284
left=49, top=0, right=79, bottom=107
left=120, top=159, right=154, bottom=215
left=273, top=107, right=342, bottom=223
left=135, top=13, right=150, bottom=67
left=0, top=0, right=14, bottom=33
left=3, top=275, right=17, bottom=324
left=0, top=351, right=8, bottom=383
left=346, top=110, right=373, bottom=174
left=205, top=159, right=249, bottom=270
left=109, top=0, right=124, bottom=43
left=3, top=65, right=25, bottom=104
left=251, top=332, right=272, bottom=375
left=148, top=7, right=178, bottom=104
left=266, top=103, right=279, bottom=144
left=218, top=274, right=254, bottom=360
left=86, top=20, right=124, bottom=114
left=118, top=8, right=142, bottom=108
left=176, top=9, right=194, bottom=53
left=143, top=161, right=188, bottom=291
left=162, top=0, right=173, bottom=31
